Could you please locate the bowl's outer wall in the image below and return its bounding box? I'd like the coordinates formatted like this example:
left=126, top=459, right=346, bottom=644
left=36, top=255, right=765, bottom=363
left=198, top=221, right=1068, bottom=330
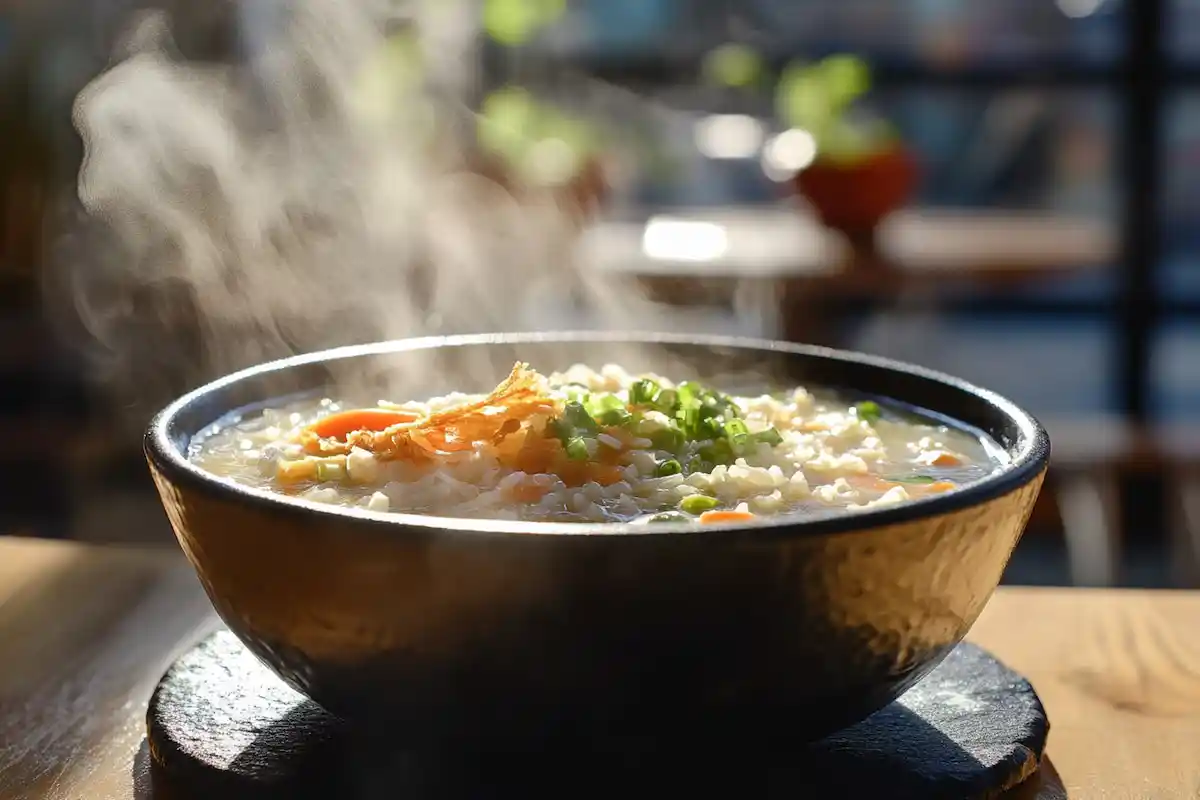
left=146, top=336, right=1049, bottom=748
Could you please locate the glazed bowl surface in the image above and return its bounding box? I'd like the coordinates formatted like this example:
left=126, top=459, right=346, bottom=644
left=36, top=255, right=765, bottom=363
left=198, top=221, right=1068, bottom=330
left=146, top=332, right=1049, bottom=754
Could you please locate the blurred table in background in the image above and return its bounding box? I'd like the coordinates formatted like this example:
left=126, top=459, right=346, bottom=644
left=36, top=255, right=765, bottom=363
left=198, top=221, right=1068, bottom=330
left=586, top=207, right=1114, bottom=285
left=1041, top=416, right=1200, bottom=589
left=583, top=205, right=1115, bottom=344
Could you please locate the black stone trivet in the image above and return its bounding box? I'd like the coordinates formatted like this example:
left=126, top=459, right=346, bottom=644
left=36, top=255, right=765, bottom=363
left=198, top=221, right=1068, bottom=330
left=146, top=631, right=1049, bottom=800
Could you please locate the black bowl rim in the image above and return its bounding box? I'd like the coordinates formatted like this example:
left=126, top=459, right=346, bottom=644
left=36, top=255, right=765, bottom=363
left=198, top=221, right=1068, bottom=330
left=146, top=331, right=1050, bottom=540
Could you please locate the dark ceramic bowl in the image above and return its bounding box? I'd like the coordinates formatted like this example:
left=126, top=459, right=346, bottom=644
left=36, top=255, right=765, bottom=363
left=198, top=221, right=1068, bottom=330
left=146, top=332, right=1048, bottom=755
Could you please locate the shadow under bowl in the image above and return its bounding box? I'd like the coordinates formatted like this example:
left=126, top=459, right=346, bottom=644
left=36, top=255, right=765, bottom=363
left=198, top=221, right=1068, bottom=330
left=145, top=332, right=1049, bottom=756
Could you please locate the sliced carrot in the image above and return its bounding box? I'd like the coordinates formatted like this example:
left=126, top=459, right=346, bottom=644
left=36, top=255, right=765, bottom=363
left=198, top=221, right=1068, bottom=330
left=555, top=460, right=624, bottom=488
left=698, top=510, right=756, bottom=524
left=505, top=436, right=560, bottom=474
left=918, top=480, right=958, bottom=494
left=556, top=461, right=587, bottom=487
left=595, top=438, right=631, bottom=465
left=847, top=474, right=900, bottom=493
left=304, top=408, right=421, bottom=440
left=929, top=452, right=962, bottom=467
left=491, top=426, right=529, bottom=461
left=585, top=463, right=626, bottom=486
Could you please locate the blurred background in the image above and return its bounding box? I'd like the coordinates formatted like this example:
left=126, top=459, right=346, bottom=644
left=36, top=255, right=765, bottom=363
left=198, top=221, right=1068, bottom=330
left=1, top=0, right=1197, bottom=588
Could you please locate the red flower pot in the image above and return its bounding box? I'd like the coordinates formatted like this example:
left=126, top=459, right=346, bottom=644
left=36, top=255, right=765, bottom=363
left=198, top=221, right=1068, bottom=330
left=792, top=146, right=918, bottom=238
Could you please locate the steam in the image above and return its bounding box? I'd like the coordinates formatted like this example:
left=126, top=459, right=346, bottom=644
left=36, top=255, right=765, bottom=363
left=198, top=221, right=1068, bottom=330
left=63, top=0, right=667, bottom=421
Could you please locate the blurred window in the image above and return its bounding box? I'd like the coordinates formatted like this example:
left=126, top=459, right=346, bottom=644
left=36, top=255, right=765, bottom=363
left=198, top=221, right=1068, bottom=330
left=487, top=0, right=1132, bottom=418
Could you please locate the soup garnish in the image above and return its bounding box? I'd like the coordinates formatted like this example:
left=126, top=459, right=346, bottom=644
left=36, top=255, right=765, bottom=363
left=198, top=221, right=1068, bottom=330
left=189, top=362, right=1003, bottom=524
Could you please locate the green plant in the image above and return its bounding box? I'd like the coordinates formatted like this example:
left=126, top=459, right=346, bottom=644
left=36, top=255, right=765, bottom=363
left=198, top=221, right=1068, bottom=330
left=354, top=0, right=568, bottom=115
left=482, top=0, right=565, bottom=46
left=480, top=4, right=689, bottom=185
left=775, top=55, right=898, bottom=165
left=702, top=43, right=768, bottom=89
left=476, top=86, right=605, bottom=186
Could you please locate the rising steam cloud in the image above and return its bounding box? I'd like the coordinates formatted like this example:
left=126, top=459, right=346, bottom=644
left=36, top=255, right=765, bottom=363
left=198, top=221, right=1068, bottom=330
left=62, top=0, right=663, bottom=422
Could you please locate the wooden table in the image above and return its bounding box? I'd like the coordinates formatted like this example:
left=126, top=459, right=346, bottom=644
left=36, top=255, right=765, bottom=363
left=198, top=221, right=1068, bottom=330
left=2, top=537, right=1198, bottom=800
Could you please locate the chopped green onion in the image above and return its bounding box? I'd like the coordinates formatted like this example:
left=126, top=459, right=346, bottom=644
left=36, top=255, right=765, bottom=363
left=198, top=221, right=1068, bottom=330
left=696, top=401, right=723, bottom=424
left=854, top=401, right=882, bottom=423
left=629, top=379, right=661, bottom=406
left=724, top=419, right=749, bottom=437
left=686, top=456, right=714, bottom=475
left=712, top=395, right=742, bottom=419
left=753, top=427, right=784, bottom=447
left=678, top=405, right=700, bottom=432
left=598, top=408, right=633, bottom=427
left=650, top=426, right=685, bottom=453
left=588, top=393, right=624, bottom=413
left=695, top=417, right=724, bottom=441
left=654, top=388, right=679, bottom=413
left=655, top=459, right=682, bottom=477
left=563, top=384, right=589, bottom=403
left=723, top=419, right=750, bottom=452
left=562, top=401, right=599, bottom=434
left=669, top=380, right=746, bottom=443
left=583, top=393, right=634, bottom=428
left=677, top=381, right=701, bottom=407
left=680, top=494, right=720, bottom=514
left=698, top=438, right=734, bottom=465
left=564, top=437, right=590, bottom=461
left=547, top=417, right=573, bottom=444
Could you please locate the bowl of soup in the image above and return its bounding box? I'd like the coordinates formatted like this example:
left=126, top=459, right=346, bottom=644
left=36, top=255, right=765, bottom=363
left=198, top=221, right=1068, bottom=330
left=146, top=332, right=1049, bottom=755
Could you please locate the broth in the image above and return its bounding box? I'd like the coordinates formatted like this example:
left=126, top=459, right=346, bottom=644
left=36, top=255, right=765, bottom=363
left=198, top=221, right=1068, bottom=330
left=189, top=362, right=1004, bottom=524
